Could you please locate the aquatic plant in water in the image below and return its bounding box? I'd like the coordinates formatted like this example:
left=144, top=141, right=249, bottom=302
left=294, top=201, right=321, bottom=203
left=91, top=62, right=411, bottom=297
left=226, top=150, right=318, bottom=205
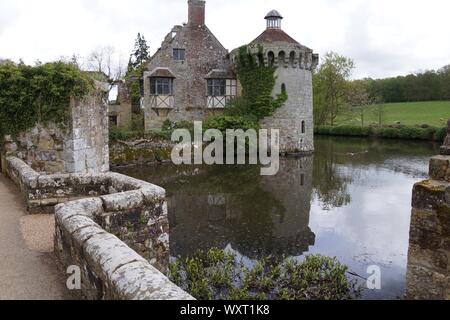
left=169, top=248, right=363, bottom=300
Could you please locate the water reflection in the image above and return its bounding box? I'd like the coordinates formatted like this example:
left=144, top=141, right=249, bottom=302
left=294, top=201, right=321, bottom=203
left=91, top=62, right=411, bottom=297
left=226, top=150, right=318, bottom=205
left=116, top=136, right=440, bottom=299
left=167, top=157, right=315, bottom=259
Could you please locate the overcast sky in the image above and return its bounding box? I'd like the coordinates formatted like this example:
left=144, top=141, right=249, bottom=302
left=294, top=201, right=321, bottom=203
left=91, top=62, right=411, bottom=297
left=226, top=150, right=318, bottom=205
left=1, top=0, right=449, bottom=79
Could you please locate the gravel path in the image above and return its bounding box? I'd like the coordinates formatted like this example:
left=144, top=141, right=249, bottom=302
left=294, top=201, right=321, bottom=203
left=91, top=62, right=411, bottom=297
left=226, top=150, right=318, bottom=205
left=0, top=173, right=73, bottom=300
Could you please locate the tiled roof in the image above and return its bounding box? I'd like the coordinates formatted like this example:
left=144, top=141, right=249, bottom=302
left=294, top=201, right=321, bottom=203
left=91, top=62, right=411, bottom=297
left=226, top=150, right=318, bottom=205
left=251, top=28, right=299, bottom=45
left=148, top=68, right=176, bottom=78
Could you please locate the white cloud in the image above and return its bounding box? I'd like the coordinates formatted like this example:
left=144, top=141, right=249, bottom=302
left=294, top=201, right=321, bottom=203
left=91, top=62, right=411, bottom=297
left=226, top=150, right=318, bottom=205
left=1, top=0, right=450, bottom=78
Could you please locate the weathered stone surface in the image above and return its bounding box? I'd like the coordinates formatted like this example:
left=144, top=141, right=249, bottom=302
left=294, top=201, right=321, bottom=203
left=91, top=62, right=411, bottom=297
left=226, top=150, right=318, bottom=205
left=83, top=232, right=146, bottom=280
left=429, top=155, right=450, bottom=181
left=111, top=261, right=194, bottom=300
left=101, top=191, right=144, bottom=212
left=63, top=214, right=100, bottom=235
left=407, top=138, right=450, bottom=299
left=412, top=180, right=448, bottom=209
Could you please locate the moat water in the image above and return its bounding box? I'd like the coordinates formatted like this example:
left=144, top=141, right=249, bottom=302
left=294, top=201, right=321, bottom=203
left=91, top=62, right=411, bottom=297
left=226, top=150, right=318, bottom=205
left=116, top=136, right=440, bottom=300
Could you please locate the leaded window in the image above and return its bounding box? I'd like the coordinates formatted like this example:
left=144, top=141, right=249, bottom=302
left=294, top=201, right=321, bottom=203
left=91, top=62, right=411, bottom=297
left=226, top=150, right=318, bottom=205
left=150, top=78, right=173, bottom=95
left=173, top=49, right=185, bottom=61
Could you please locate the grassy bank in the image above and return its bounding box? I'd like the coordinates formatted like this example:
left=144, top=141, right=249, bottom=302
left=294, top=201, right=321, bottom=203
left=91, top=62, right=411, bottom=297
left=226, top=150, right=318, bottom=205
left=315, top=125, right=446, bottom=141
left=335, top=101, right=450, bottom=127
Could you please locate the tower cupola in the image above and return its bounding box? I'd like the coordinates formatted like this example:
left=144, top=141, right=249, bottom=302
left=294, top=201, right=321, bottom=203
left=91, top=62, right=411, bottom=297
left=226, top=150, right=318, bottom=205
left=265, top=10, right=283, bottom=29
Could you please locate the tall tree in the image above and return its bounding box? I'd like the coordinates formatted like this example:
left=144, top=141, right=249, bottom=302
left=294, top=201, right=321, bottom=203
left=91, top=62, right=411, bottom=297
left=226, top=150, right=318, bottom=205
left=128, top=33, right=150, bottom=72
left=313, top=52, right=355, bottom=126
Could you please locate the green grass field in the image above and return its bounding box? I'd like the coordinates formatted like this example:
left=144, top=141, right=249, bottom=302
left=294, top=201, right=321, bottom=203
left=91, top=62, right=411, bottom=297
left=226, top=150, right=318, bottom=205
left=335, top=101, right=450, bottom=127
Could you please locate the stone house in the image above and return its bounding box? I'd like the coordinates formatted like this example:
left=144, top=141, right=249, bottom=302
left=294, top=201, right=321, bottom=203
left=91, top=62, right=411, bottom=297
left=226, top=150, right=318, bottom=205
left=142, top=0, right=318, bottom=153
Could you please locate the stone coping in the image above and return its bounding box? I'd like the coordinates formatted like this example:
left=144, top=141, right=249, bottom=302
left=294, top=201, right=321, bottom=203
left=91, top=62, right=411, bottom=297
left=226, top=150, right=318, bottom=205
left=4, top=156, right=194, bottom=300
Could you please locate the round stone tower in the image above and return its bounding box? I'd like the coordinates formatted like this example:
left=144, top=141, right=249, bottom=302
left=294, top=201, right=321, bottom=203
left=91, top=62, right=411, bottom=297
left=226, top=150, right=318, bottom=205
left=234, top=10, right=318, bottom=153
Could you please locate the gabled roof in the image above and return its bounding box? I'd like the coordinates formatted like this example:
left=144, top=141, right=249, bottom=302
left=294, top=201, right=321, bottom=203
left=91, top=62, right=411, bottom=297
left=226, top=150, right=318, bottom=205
left=251, top=28, right=300, bottom=45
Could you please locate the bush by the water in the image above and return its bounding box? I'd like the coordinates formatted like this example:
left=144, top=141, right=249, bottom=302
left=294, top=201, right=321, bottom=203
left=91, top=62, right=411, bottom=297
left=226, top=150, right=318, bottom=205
left=315, top=125, right=446, bottom=141
left=169, top=248, right=362, bottom=300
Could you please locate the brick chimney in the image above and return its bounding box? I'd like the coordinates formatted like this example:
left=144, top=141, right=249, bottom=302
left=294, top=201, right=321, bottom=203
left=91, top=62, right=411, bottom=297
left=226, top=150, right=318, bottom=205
left=188, top=0, right=205, bottom=26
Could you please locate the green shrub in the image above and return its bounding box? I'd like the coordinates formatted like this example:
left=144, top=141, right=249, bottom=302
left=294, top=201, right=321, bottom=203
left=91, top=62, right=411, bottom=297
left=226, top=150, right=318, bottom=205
left=315, top=124, right=447, bottom=141
left=434, top=127, right=447, bottom=141
left=330, top=126, right=371, bottom=137
left=204, top=116, right=260, bottom=132
left=0, top=61, right=93, bottom=140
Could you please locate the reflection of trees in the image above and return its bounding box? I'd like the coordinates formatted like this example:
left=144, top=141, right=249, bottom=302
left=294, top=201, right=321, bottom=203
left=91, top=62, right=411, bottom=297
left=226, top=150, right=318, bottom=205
left=313, top=138, right=353, bottom=210
left=312, top=136, right=439, bottom=210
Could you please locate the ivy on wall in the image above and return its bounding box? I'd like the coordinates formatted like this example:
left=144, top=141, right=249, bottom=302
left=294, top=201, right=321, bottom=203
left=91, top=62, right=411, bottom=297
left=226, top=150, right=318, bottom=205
left=205, top=45, right=288, bottom=131
left=0, top=61, right=93, bottom=140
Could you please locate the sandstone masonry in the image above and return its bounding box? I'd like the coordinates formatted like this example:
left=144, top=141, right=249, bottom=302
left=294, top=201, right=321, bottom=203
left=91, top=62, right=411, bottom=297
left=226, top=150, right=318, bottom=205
left=406, top=119, right=450, bottom=299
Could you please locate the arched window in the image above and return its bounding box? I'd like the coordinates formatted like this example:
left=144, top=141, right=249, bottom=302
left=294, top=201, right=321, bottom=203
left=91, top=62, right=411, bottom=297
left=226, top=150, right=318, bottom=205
left=257, top=53, right=264, bottom=66
left=278, top=51, right=286, bottom=65
left=268, top=51, right=275, bottom=66
left=281, top=83, right=286, bottom=94
left=289, top=51, right=296, bottom=66
left=301, top=121, right=306, bottom=134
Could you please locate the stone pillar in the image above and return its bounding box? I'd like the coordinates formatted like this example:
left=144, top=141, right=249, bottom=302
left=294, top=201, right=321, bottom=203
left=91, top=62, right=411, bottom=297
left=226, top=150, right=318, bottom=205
left=406, top=119, right=450, bottom=300
left=64, top=85, right=110, bottom=174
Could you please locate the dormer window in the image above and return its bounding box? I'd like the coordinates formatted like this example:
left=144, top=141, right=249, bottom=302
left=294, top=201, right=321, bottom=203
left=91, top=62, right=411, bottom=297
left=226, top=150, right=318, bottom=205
left=173, top=48, right=185, bottom=61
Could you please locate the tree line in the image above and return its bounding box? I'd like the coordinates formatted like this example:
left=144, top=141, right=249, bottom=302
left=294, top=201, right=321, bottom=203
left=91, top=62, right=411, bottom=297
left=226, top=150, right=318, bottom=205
left=359, top=66, right=450, bottom=103
left=313, top=51, right=450, bottom=126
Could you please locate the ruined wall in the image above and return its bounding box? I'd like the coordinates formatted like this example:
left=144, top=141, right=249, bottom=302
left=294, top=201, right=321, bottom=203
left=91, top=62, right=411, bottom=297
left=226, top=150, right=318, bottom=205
left=1, top=87, right=109, bottom=174
left=143, top=22, right=233, bottom=130
left=109, top=82, right=133, bottom=129
left=65, top=90, right=110, bottom=173
left=406, top=121, right=450, bottom=300
left=4, top=156, right=192, bottom=300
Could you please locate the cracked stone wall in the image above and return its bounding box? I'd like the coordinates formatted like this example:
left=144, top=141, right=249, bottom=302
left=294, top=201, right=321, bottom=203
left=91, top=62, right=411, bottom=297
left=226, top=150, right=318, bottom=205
left=406, top=120, right=450, bottom=300
left=1, top=87, right=109, bottom=175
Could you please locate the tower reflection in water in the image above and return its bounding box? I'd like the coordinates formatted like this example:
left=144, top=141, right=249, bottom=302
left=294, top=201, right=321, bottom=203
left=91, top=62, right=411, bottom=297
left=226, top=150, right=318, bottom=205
left=167, top=157, right=315, bottom=260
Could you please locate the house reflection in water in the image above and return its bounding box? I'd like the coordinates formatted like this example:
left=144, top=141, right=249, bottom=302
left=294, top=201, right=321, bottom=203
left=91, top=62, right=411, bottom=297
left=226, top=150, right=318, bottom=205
left=167, top=157, right=316, bottom=260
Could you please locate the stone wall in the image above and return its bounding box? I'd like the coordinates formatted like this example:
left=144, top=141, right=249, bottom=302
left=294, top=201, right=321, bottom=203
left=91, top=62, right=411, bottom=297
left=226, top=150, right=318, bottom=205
left=110, top=139, right=174, bottom=168
left=4, top=156, right=193, bottom=300
left=406, top=122, right=450, bottom=300
left=1, top=86, right=109, bottom=175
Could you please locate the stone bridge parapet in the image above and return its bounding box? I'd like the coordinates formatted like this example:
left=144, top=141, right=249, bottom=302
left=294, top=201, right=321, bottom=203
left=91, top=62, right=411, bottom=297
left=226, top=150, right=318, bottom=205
left=3, top=156, right=193, bottom=300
